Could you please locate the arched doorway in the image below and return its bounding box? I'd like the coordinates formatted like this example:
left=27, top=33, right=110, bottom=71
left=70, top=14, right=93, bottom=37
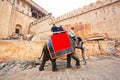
left=32, top=12, right=38, bottom=18
left=31, top=9, right=38, bottom=19
left=15, top=24, right=22, bottom=34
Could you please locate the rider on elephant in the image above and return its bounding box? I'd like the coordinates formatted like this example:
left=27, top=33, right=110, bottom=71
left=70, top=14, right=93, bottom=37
left=51, top=24, right=59, bottom=32
left=69, top=27, right=82, bottom=47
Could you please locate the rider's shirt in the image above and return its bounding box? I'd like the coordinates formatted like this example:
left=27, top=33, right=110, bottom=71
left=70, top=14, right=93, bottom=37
left=69, top=29, right=75, bottom=37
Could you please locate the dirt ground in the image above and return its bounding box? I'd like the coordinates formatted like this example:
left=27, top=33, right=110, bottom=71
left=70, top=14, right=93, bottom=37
left=0, top=55, right=120, bottom=80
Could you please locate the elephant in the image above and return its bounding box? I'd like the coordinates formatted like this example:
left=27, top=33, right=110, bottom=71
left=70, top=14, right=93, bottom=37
left=39, top=36, right=86, bottom=71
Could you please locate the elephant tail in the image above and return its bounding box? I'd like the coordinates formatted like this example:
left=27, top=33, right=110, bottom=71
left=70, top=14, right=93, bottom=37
left=38, top=49, right=44, bottom=59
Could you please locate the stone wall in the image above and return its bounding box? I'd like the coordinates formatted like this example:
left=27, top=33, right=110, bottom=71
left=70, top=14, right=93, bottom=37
left=0, top=40, right=117, bottom=61
left=51, top=0, right=120, bottom=40
left=0, top=0, right=36, bottom=38
left=0, top=41, right=45, bottom=61
left=0, top=0, right=13, bottom=38
left=0, top=0, right=119, bottom=61
left=10, top=7, right=35, bottom=34
left=29, top=0, right=120, bottom=40
left=29, top=15, right=52, bottom=36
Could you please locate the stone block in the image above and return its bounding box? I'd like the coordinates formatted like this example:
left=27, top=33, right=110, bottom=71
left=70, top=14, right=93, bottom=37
left=77, top=8, right=82, bottom=14
left=82, top=6, right=88, bottom=13
left=106, top=41, right=116, bottom=55
left=95, top=0, right=103, bottom=8
left=0, top=41, right=44, bottom=61
left=112, top=0, right=119, bottom=2
left=99, top=40, right=109, bottom=55
left=103, top=0, right=112, bottom=5
left=81, top=41, right=100, bottom=57
left=89, top=3, right=95, bottom=10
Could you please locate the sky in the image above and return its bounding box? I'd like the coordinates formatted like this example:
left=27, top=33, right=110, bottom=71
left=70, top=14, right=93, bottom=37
left=33, top=0, right=98, bottom=17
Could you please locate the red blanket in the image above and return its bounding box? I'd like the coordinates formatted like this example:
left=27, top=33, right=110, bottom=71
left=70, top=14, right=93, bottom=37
left=47, top=32, right=74, bottom=59
left=50, top=32, right=71, bottom=52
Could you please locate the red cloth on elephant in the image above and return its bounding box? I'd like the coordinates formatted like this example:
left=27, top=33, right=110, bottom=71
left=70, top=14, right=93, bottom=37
left=48, top=32, right=74, bottom=59
left=50, top=32, right=71, bottom=52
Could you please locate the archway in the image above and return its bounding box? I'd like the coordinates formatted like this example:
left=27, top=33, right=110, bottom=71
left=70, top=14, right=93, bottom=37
left=15, top=24, right=22, bottom=34
left=32, top=12, right=38, bottom=18
left=31, top=9, right=38, bottom=19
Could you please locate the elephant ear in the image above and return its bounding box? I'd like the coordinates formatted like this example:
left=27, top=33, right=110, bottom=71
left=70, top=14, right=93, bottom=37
left=69, top=36, right=76, bottom=49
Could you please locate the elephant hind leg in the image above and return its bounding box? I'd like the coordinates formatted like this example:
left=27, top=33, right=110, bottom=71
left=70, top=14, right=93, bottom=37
left=39, top=55, right=49, bottom=71
left=67, top=54, right=72, bottom=68
left=50, top=59, right=58, bottom=71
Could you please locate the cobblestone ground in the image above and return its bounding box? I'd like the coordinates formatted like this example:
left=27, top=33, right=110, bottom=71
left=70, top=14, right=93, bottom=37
left=0, top=55, right=120, bottom=80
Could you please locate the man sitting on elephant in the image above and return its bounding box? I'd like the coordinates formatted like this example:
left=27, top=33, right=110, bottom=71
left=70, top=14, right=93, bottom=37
left=51, top=24, right=59, bottom=32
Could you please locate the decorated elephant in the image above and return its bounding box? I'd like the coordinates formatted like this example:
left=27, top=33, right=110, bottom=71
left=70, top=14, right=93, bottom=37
left=39, top=35, right=86, bottom=71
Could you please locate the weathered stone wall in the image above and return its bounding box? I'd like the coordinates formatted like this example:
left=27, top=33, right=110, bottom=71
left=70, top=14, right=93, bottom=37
left=0, top=40, right=116, bottom=61
left=51, top=0, right=120, bottom=40
left=30, top=0, right=120, bottom=40
left=0, top=0, right=13, bottom=38
left=1, top=0, right=119, bottom=39
left=0, top=0, right=35, bottom=38
left=0, top=0, right=119, bottom=61
left=0, top=41, right=45, bottom=61
left=29, top=15, right=52, bottom=36
left=9, top=7, right=34, bottom=35
left=76, top=40, right=116, bottom=58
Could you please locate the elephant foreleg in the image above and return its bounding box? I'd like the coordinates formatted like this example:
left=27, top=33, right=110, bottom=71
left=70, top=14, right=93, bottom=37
left=71, top=53, right=80, bottom=67
left=50, top=59, right=58, bottom=71
left=81, top=47, right=87, bottom=65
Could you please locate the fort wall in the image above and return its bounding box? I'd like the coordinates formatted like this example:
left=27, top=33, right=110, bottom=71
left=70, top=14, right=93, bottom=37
left=50, top=0, right=120, bottom=40
left=29, top=15, right=52, bottom=36
left=0, top=0, right=119, bottom=61
left=0, top=0, right=13, bottom=38
left=30, top=0, right=120, bottom=40
left=0, top=41, right=44, bottom=61
left=9, top=7, right=34, bottom=35
left=0, top=0, right=47, bottom=38
left=0, top=40, right=116, bottom=61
